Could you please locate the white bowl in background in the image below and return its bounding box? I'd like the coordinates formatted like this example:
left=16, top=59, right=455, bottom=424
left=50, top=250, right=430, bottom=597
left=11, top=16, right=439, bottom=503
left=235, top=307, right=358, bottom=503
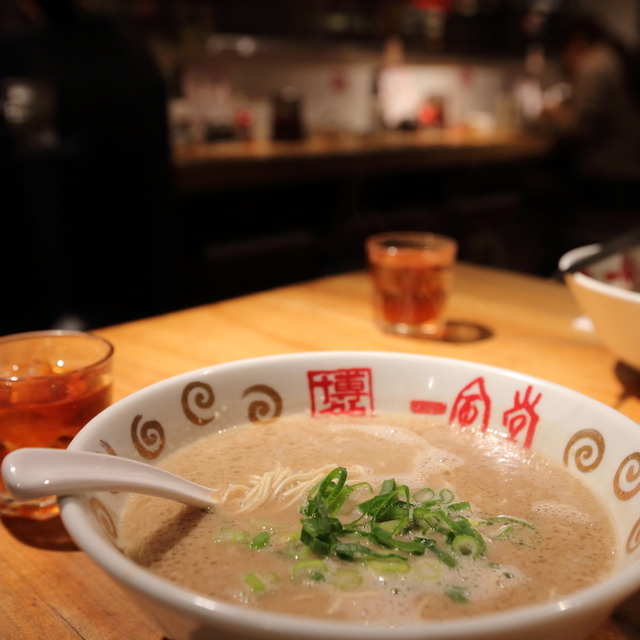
left=559, top=243, right=640, bottom=371
left=58, top=351, right=640, bottom=640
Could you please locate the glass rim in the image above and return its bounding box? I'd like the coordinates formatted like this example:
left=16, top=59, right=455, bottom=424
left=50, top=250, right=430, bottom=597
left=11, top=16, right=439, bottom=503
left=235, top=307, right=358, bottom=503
left=366, top=231, right=457, bottom=249
left=0, top=330, right=114, bottom=381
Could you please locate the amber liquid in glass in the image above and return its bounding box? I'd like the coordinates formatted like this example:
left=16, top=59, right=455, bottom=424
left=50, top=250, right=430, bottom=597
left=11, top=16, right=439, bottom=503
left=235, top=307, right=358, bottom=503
left=0, top=365, right=111, bottom=518
left=371, top=261, right=449, bottom=325
left=369, top=247, right=453, bottom=337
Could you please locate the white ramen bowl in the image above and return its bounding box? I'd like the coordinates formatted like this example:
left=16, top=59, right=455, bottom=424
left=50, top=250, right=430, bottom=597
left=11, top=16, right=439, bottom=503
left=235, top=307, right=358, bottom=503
left=59, top=351, right=640, bottom=640
left=559, top=243, right=640, bottom=371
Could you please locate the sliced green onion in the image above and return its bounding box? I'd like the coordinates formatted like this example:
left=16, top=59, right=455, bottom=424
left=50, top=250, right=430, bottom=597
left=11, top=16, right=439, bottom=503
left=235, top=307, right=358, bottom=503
left=249, top=531, right=271, bottom=550
left=367, top=557, right=410, bottom=575
left=295, top=467, right=536, bottom=602
left=291, top=560, right=328, bottom=583
left=445, top=585, right=469, bottom=603
left=422, top=538, right=458, bottom=568
left=438, top=489, right=455, bottom=504
left=330, top=568, right=363, bottom=591
left=279, top=538, right=313, bottom=560
left=370, top=527, right=428, bottom=555
left=373, top=518, right=403, bottom=534
left=451, top=534, right=484, bottom=558
left=273, top=529, right=300, bottom=545
left=447, top=501, right=471, bottom=512
left=334, top=541, right=404, bottom=561
left=413, top=559, right=443, bottom=582
left=213, top=529, right=250, bottom=544
left=244, top=573, right=267, bottom=592
left=412, top=487, right=436, bottom=502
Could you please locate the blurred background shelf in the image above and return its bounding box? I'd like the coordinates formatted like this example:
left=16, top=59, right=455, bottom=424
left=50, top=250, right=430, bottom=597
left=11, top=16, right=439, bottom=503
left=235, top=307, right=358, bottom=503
left=1, top=0, right=638, bottom=333
left=172, top=130, right=552, bottom=190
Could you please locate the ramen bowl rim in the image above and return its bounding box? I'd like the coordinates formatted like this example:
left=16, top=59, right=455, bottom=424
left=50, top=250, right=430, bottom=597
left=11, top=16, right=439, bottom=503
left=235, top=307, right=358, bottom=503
left=59, top=351, right=640, bottom=640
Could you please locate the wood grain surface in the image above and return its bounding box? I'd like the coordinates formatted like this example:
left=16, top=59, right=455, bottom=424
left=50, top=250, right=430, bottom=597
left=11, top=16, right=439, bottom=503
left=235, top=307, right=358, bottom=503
left=2, top=263, right=639, bottom=640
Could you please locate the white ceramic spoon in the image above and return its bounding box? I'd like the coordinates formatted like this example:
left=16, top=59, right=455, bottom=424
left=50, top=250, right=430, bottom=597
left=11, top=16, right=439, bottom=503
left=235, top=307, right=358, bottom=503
left=1, top=448, right=216, bottom=509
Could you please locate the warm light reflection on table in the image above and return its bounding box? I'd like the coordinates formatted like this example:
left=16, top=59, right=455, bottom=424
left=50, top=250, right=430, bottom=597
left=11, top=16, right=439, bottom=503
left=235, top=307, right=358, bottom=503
left=1, top=262, right=639, bottom=640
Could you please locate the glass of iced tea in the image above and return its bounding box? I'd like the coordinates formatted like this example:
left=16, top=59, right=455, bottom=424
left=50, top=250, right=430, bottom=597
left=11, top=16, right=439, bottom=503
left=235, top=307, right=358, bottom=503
left=366, top=231, right=458, bottom=339
left=0, top=330, right=113, bottom=519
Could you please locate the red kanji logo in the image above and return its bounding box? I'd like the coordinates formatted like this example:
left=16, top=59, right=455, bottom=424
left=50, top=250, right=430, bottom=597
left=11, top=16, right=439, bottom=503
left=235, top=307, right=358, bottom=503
left=502, top=386, right=541, bottom=449
left=410, top=400, right=448, bottom=415
left=307, top=368, right=374, bottom=417
left=449, top=377, right=491, bottom=431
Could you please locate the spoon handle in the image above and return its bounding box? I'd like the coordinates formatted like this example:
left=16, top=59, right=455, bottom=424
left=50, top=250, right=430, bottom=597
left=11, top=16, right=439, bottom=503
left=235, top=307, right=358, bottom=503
left=1, top=448, right=216, bottom=509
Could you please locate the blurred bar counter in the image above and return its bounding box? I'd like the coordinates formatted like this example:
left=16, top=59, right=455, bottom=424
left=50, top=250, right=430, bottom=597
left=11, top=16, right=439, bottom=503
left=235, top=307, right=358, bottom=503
left=172, top=129, right=552, bottom=191
left=168, top=128, right=557, bottom=313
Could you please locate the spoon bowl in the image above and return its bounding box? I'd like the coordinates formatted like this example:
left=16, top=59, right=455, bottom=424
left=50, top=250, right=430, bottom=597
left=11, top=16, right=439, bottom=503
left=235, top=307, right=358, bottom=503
left=1, top=448, right=216, bottom=509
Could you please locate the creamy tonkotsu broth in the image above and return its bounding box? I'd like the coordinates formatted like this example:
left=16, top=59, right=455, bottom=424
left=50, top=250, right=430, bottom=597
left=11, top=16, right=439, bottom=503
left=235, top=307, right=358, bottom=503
left=119, top=413, right=617, bottom=624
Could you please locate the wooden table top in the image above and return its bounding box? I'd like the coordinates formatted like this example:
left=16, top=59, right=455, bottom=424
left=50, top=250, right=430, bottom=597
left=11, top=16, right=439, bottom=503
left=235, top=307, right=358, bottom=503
left=2, top=263, right=639, bottom=640
left=173, top=129, right=552, bottom=190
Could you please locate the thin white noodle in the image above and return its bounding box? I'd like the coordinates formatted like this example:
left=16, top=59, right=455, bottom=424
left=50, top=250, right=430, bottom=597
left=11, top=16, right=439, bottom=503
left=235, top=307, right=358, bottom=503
left=215, top=462, right=368, bottom=513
